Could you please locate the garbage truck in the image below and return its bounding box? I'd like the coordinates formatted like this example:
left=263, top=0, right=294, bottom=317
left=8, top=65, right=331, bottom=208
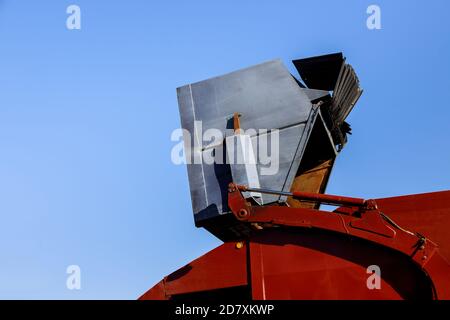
left=140, top=53, right=450, bottom=300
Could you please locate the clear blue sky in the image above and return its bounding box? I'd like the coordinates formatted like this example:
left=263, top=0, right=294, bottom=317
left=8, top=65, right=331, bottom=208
left=0, top=0, right=449, bottom=299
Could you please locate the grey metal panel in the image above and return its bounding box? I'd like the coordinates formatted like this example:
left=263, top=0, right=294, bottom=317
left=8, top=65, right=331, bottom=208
left=280, top=107, right=318, bottom=198
left=299, top=88, right=331, bottom=103
left=225, top=133, right=262, bottom=204
left=177, top=85, right=208, bottom=215
left=257, top=123, right=309, bottom=203
left=179, top=60, right=313, bottom=146
left=177, top=59, right=315, bottom=224
left=227, top=123, right=309, bottom=205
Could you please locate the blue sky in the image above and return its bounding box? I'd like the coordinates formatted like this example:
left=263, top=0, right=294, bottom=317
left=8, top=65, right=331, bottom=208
left=0, top=1, right=449, bottom=299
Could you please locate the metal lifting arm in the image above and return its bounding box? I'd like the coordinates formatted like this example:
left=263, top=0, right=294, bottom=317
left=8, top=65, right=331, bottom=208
left=227, top=183, right=450, bottom=299
left=236, top=184, right=376, bottom=209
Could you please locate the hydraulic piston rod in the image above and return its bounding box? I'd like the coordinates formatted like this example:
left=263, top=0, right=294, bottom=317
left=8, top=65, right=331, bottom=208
left=235, top=184, right=373, bottom=208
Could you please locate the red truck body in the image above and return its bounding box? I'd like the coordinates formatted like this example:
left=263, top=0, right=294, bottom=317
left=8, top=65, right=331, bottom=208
left=140, top=188, right=450, bottom=300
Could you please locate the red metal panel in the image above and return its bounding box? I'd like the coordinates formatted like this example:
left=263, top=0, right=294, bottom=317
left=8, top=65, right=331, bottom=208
left=140, top=189, right=450, bottom=300
left=139, top=242, right=248, bottom=300
left=229, top=186, right=439, bottom=267
left=139, top=280, right=166, bottom=300
left=229, top=185, right=450, bottom=299
left=249, top=229, right=433, bottom=300
left=248, top=241, right=266, bottom=300
left=376, top=191, right=450, bottom=262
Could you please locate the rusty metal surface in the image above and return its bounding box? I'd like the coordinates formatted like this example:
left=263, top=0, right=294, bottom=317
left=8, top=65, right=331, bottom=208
left=288, top=159, right=334, bottom=208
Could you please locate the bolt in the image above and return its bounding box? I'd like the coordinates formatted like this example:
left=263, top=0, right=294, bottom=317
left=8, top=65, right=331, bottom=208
left=238, top=209, right=249, bottom=218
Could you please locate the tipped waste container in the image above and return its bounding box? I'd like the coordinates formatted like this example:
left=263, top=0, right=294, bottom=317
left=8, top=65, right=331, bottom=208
left=177, top=53, right=362, bottom=240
